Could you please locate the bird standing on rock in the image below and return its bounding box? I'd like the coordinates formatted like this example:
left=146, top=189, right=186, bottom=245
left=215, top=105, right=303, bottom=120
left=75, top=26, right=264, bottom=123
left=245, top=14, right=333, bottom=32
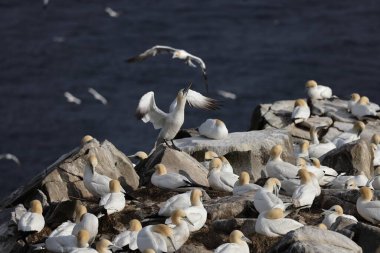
left=207, top=158, right=239, bottom=192
left=265, top=145, right=299, bottom=180
left=356, top=186, right=380, bottom=224
left=136, top=83, right=218, bottom=150
left=18, top=200, right=45, bottom=244
left=112, top=219, right=142, bottom=251
left=305, top=80, right=333, bottom=99
left=151, top=164, right=193, bottom=189
left=291, top=99, right=310, bottom=124
left=98, top=179, right=126, bottom=216
left=332, top=121, right=365, bottom=148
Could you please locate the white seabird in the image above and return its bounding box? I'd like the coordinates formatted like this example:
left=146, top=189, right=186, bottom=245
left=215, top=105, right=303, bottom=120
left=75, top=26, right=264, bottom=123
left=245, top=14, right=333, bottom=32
left=253, top=178, right=290, bottom=213
left=49, top=203, right=88, bottom=237
left=198, top=119, right=228, bottom=140
left=367, top=167, right=380, bottom=190
left=233, top=171, right=261, bottom=196
left=219, top=156, right=234, bottom=173
left=56, top=229, right=96, bottom=253
left=200, top=151, right=218, bottom=170
left=322, top=205, right=357, bottom=229
left=18, top=200, right=45, bottom=238
left=151, top=164, right=193, bottom=189
left=137, top=224, right=176, bottom=253
left=309, top=157, right=337, bottom=186
left=112, top=219, right=142, bottom=250
left=305, top=80, right=333, bottom=99
left=165, top=209, right=193, bottom=252
left=217, top=90, right=237, bottom=100
left=292, top=168, right=318, bottom=209
left=207, top=158, right=238, bottom=192
left=128, top=151, right=148, bottom=167
left=128, top=46, right=209, bottom=91
left=308, top=126, right=336, bottom=158
left=295, top=140, right=309, bottom=160
left=64, top=91, right=81, bottom=105
left=72, top=206, right=98, bottom=244
left=347, top=93, right=360, bottom=112
left=265, top=145, right=299, bottom=180
left=0, top=153, right=20, bottom=165
left=105, top=7, right=120, bottom=18
left=95, top=239, right=117, bottom=253
left=291, top=99, right=310, bottom=124
left=99, top=179, right=126, bottom=215
left=356, top=186, right=380, bottom=224
left=332, top=121, right=365, bottom=148
left=159, top=191, right=192, bottom=217
left=88, top=88, right=108, bottom=105
left=351, top=96, right=378, bottom=119
left=214, top=230, right=251, bottom=253
left=136, top=83, right=218, bottom=150
left=255, top=208, right=304, bottom=237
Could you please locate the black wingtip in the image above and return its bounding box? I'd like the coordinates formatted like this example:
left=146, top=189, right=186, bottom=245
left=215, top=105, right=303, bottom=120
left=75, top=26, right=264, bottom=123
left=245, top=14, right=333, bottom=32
left=135, top=110, right=144, bottom=120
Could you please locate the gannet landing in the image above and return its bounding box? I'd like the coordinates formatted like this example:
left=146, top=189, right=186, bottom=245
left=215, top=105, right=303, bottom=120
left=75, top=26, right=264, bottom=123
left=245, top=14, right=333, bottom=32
left=128, top=46, right=209, bottom=91
left=305, top=80, right=333, bottom=99
left=136, top=83, right=218, bottom=150
left=214, top=230, right=251, bottom=253
left=0, top=153, right=20, bottom=165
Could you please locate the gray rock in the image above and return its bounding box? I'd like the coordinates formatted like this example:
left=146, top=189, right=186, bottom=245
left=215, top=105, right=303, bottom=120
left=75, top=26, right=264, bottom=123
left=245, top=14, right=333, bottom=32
left=204, top=195, right=255, bottom=221
left=250, top=104, right=272, bottom=130
left=310, top=98, right=357, bottom=123
left=330, top=216, right=358, bottom=239
left=0, top=206, right=28, bottom=253
left=212, top=218, right=256, bottom=236
left=177, top=244, right=213, bottom=253
left=320, top=189, right=360, bottom=217
left=270, top=226, right=362, bottom=253
left=352, top=222, right=380, bottom=253
left=299, top=116, right=334, bottom=129
left=174, top=129, right=294, bottom=181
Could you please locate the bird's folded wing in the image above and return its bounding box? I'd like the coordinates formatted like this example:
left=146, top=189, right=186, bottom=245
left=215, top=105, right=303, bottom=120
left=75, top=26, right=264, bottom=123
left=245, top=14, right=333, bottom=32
left=364, top=202, right=380, bottom=222
left=186, top=89, right=219, bottom=110
left=220, top=173, right=238, bottom=188
left=128, top=45, right=177, bottom=62
left=136, top=92, right=167, bottom=129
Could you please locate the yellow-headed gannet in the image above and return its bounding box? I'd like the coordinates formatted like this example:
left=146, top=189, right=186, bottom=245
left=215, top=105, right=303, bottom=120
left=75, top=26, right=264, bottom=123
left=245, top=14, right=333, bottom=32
left=159, top=191, right=192, bottom=216
left=356, top=187, right=380, bottom=224
left=112, top=219, right=142, bottom=250
left=305, top=80, right=333, bottom=99
left=255, top=208, right=304, bottom=237
left=292, top=99, right=310, bottom=124
left=322, top=205, right=357, bottom=229
left=49, top=203, right=87, bottom=237
left=233, top=171, right=261, bottom=196
left=128, top=151, right=148, bottom=167
left=309, top=157, right=337, bottom=186
left=198, top=119, right=228, bottom=140
left=308, top=126, right=336, bottom=158
left=166, top=210, right=193, bottom=252
left=151, top=164, right=192, bottom=189
left=219, top=156, right=234, bottom=173
left=137, top=224, right=176, bottom=253
left=292, top=168, right=318, bottom=209
left=72, top=206, right=98, bottom=244
left=66, top=229, right=97, bottom=253
left=99, top=180, right=126, bottom=215
left=367, top=167, right=380, bottom=190
left=348, top=93, right=360, bottom=112
left=208, top=158, right=239, bottom=192
left=200, top=150, right=219, bottom=169
left=351, top=96, right=378, bottom=119
left=332, top=121, right=365, bottom=148
left=18, top=200, right=45, bottom=240
left=214, top=230, right=251, bottom=253
left=295, top=140, right=309, bottom=160
left=253, top=178, right=290, bottom=213
left=265, top=145, right=299, bottom=180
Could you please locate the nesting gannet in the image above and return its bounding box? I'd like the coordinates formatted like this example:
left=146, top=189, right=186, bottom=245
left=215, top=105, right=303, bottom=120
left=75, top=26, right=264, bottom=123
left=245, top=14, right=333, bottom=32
left=265, top=145, right=299, bottom=180
left=322, top=205, right=357, bottom=229
left=345, top=178, right=358, bottom=190
left=233, top=171, right=261, bottom=196
left=151, top=164, right=192, bottom=189
left=292, top=168, right=318, bottom=209
left=208, top=158, right=238, bottom=192
left=308, top=126, right=336, bottom=158
left=49, top=204, right=87, bottom=237
left=217, top=90, right=237, bottom=100
left=143, top=249, right=156, bottom=253
left=137, top=224, right=176, bottom=253
left=0, top=153, right=20, bottom=165
left=303, top=159, right=324, bottom=181
left=128, top=46, right=209, bottom=91
left=214, top=230, right=250, bottom=253
left=295, top=140, right=309, bottom=160
left=95, top=239, right=116, bottom=253
left=99, top=180, right=125, bottom=215
left=136, top=84, right=218, bottom=150
left=372, top=144, right=380, bottom=168
left=309, top=158, right=337, bottom=186
left=253, top=178, right=290, bottom=213
left=59, top=230, right=96, bottom=253
left=18, top=200, right=45, bottom=240
left=83, top=155, right=125, bottom=197
left=64, top=91, right=81, bottom=105
left=328, top=175, right=355, bottom=189
left=81, top=135, right=94, bottom=145
left=200, top=151, right=218, bottom=170
left=332, top=121, right=365, bottom=148
left=104, top=7, right=120, bottom=18
left=356, top=187, right=380, bottom=224
left=128, top=151, right=148, bottom=167
left=159, top=191, right=192, bottom=217
left=165, top=210, right=193, bottom=252
left=255, top=208, right=304, bottom=237
left=219, top=156, right=234, bottom=173
left=292, top=99, right=310, bottom=124
left=367, top=167, right=380, bottom=190
left=72, top=206, right=98, bottom=244
left=112, top=219, right=142, bottom=250
left=348, top=93, right=360, bottom=112
left=45, top=233, right=78, bottom=253
left=305, top=80, right=333, bottom=99
left=351, top=96, right=378, bottom=119
left=198, top=119, right=228, bottom=140
left=88, top=88, right=108, bottom=105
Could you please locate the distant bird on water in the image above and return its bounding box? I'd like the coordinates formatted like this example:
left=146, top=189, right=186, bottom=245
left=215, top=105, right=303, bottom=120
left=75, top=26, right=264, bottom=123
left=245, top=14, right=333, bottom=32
left=0, top=153, right=20, bottom=165
left=127, top=45, right=209, bottom=92
left=136, top=83, right=218, bottom=150
left=88, top=88, right=108, bottom=105
left=64, top=92, right=81, bottom=105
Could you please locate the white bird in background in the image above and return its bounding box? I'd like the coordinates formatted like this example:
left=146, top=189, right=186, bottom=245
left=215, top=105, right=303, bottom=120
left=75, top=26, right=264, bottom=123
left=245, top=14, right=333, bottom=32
left=305, top=80, right=333, bottom=99
left=351, top=96, right=378, bottom=119
left=309, top=158, right=337, bottom=186
left=291, top=99, right=310, bottom=124
left=105, top=7, right=120, bottom=18
left=151, top=164, right=193, bottom=189
left=308, top=127, right=336, bottom=158
left=253, top=178, right=289, bottom=213
left=295, top=140, right=309, bottom=159
left=63, top=230, right=96, bottom=253
left=214, top=230, right=251, bottom=253
left=113, top=219, right=142, bottom=251
left=200, top=150, right=219, bottom=169
left=49, top=204, right=88, bottom=237
left=64, top=91, right=81, bottom=105
left=135, top=83, right=218, bottom=150
left=128, top=46, right=209, bottom=91
left=332, top=121, right=365, bottom=148
left=137, top=224, right=176, bottom=253
left=367, top=167, right=380, bottom=190
left=159, top=191, right=192, bottom=217
left=322, top=205, right=357, bottom=229
left=71, top=206, right=98, bottom=244
left=165, top=210, right=193, bottom=252
left=99, top=180, right=126, bottom=216
left=208, top=158, right=239, bottom=192
left=265, top=145, right=299, bottom=180
left=0, top=153, right=20, bottom=165
left=255, top=208, right=304, bottom=237
left=233, top=171, right=261, bottom=196
left=292, top=168, right=318, bottom=209
left=88, top=88, right=108, bottom=105
left=348, top=93, right=360, bottom=112
left=217, top=90, right=237, bottom=100
left=356, top=187, right=380, bottom=224
left=18, top=200, right=45, bottom=239
left=95, top=239, right=118, bottom=253
left=198, top=119, right=228, bottom=140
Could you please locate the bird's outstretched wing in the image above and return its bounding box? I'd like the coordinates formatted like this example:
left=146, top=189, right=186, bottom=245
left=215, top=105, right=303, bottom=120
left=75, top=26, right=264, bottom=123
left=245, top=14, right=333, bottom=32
left=127, top=45, right=177, bottom=62
left=88, top=88, right=107, bottom=105
left=188, top=54, right=208, bottom=92
left=0, top=153, right=21, bottom=165
left=136, top=92, right=167, bottom=129
left=186, top=89, right=219, bottom=110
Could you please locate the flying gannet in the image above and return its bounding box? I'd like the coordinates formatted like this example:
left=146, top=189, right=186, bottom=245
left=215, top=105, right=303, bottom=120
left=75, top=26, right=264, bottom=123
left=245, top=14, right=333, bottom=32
left=88, top=88, right=108, bottom=105
left=64, top=92, right=81, bottom=105
left=0, top=153, right=20, bottom=165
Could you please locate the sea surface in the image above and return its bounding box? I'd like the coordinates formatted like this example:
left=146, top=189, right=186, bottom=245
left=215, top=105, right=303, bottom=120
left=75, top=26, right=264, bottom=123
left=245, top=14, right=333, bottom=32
left=1, top=0, right=380, bottom=199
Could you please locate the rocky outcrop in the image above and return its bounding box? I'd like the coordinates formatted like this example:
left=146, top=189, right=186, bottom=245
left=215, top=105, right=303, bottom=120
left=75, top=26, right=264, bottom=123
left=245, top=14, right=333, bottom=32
left=320, top=189, right=360, bottom=216
left=204, top=195, right=255, bottom=221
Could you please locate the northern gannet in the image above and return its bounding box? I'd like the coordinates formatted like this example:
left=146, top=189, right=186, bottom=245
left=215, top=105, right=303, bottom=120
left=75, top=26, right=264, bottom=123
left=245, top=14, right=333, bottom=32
left=253, top=178, right=289, bottom=213
left=255, top=208, right=304, bottom=237
left=137, top=224, right=176, bottom=253
left=65, top=230, right=96, bottom=253
left=81, top=135, right=94, bottom=145
left=159, top=191, right=192, bottom=216
left=347, top=93, right=360, bottom=112
left=291, top=99, right=310, bottom=124
left=64, top=91, right=81, bottom=105
left=265, top=145, right=298, bottom=180
left=128, top=151, right=148, bottom=167
left=112, top=219, right=142, bottom=250
left=345, top=178, right=358, bottom=190
left=208, top=158, right=238, bottom=192
left=305, top=80, right=333, bottom=99
left=104, top=7, right=120, bottom=18
left=49, top=204, right=87, bottom=237
left=367, top=167, right=380, bottom=190
left=219, top=156, right=234, bottom=173
left=309, top=157, right=337, bottom=186
left=295, top=140, right=309, bottom=160
left=0, top=153, right=20, bottom=165
left=200, top=150, right=218, bottom=170
left=72, top=206, right=98, bottom=244
left=322, top=205, right=357, bottom=229
left=88, top=88, right=108, bottom=105
left=45, top=234, right=78, bottom=253
left=214, top=230, right=251, bottom=253
left=217, top=90, right=237, bottom=100
left=83, top=155, right=126, bottom=197
left=356, top=187, right=380, bottom=224
left=332, top=121, right=365, bottom=148
left=136, top=83, right=218, bottom=150
left=18, top=200, right=45, bottom=241
left=95, top=239, right=117, bottom=253
left=308, top=126, right=336, bottom=158
left=166, top=210, right=193, bottom=252
left=128, top=46, right=209, bottom=91
left=151, top=164, right=192, bottom=189
left=198, top=119, right=228, bottom=140
left=233, top=171, right=261, bottom=196
left=99, top=179, right=126, bottom=215
left=292, top=168, right=318, bottom=209
left=351, top=96, right=378, bottom=119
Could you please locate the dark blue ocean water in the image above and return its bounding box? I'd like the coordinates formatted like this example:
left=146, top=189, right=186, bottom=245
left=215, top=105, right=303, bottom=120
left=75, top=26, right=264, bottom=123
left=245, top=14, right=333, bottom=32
left=0, top=0, right=380, bottom=199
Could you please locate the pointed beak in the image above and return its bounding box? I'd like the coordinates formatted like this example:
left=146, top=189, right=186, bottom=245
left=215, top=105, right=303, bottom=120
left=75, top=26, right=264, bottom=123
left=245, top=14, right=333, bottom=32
left=183, top=82, right=192, bottom=95
left=242, top=236, right=252, bottom=244
left=168, top=237, right=176, bottom=251
left=184, top=217, right=194, bottom=226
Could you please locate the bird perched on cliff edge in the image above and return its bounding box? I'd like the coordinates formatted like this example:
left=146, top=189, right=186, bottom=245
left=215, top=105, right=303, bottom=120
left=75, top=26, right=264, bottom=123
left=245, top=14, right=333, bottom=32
left=305, top=80, right=333, bottom=99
